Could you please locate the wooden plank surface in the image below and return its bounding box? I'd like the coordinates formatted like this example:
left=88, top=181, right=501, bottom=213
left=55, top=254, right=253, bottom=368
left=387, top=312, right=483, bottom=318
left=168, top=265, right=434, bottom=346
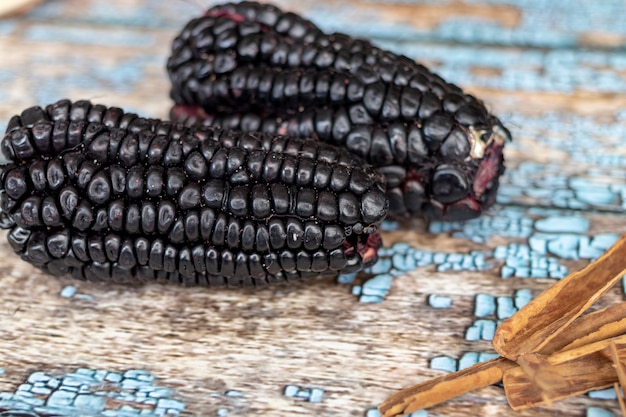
left=1, top=1, right=626, bottom=416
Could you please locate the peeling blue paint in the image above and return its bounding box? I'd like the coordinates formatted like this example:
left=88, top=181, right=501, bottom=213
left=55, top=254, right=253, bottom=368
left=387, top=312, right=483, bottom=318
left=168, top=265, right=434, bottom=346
left=0, top=369, right=186, bottom=417
left=430, top=351, right=499, bottom=373
left=474, top=294, right=496, bottom=317
left=429, top=356, right=457, bottom=373
left=534, top=216, right=590, bottom=233
left=4, top=1, right=626, bottom=415
left=59, top=286, right=77, bottom=298
left=283, top=385, right=324, bottom=403
left=0, top=21, right=16, bottom=37
left=377, top=41, right=626, bottom=94
left=465, top=319, right=497, bottom=341
left=348, top=202, right=623, bottom=303
left=22, top=54, right=161, bottom=106
left=427, top=294, right=452, bottom=309
left=25, top=26, right=156, bottom=47
left=586, top=407, right=616, bottom=417
left=467, top=289, right=534, bottom=342
left=350, top=242, right=493, bottom=303
left=588, top=388, right=617, bottom=400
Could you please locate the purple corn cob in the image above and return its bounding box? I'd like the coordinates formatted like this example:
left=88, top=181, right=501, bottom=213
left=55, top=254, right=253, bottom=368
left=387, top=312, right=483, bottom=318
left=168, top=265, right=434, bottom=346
left=0, top=99, right=387, bottom=287
left=167, top=1, right=511, bottom=221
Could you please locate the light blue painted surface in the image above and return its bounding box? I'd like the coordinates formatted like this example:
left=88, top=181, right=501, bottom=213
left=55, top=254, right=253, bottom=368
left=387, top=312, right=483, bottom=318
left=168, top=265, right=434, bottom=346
left=25, top=25, right=156, bottom=47
left=2, top=0, right=625, bottom=416
left=0, top=369, right=185, bottom=417
left=20, top=0, right=626, bottom=51
left=283, top=385, right=325, bottom=403
left=59, top=286, right=77, bottom=298
left=427, top=294, right=452, bottom=309
left=474, top=294, right=496, bottom=317
left=587, top=408, right=615, bottom=417
left=588, top=388, right=617, bottom=400
left=429, top=351, right=501, bottom=373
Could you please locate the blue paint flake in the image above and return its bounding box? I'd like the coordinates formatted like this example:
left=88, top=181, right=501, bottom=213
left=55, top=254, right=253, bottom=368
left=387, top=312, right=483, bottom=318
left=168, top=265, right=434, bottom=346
left=430, top=356, right=457, bottom=373
left=358, top=295, right=384, bottom=304
left=0, top=369, right=186, bottom=416
left=380, top=220, right=400, bottom=231
left=458, top=352, right=479, bottom=370
left=499, top=142, right=625, bottom=214
left=588, top=388, right=617, bottom=400
left=283, top=385, right=324, bottom=403
left=348, top=205, right=619, bottom=303
left=27, top=372, right=48, bottom=384
left=155, top=398, right=185, bottom=411
left=25, top=25, right=156, bottom=47
left=475, top=294, right=496, bottom=317
left=292, top=388, right=309, bottom=399
left=309, top=388, right=324, bottom=403
left=534, top=216, right=589, bottom=233
left=59, top=286, right=77, bottom=298
left=465, top=319, right=497, bottom=341
left=592, top=234, right=620, bottom=250
left=73, top=394, right=106, bottom=411
left=430, top=206, right=532, bottom=243
left=496, top=296, right=517, bottom=320
left=104, top=372, right=123, bottom=383
left=427, top=294, right=452, bottom=309
left=30, top=386, right=51, bottom=396
left=430, top=352, right=498, bottom=372
left=513, top=289, right=532, bottom=309
left=470, top=289, right=534, bottom=335
left=47, top=390, right=75, bottom=407
left=586, top=407, right=615, bottom=417
left=337, top=272, right=357, bottom=284
left=283, top=385, right=298, bottom=397
left=431, top=351, right=500, bottom=373
left=369, top=258, right=393, bottom=275
left=496, top=241, right=568, bottom=279
left=361, top=274, right=394, bottom=296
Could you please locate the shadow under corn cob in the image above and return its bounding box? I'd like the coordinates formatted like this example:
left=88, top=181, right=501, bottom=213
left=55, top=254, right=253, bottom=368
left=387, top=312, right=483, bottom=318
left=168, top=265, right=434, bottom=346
left=0, top=99, right=387, bottom=287
left=167, top=1, right=511, bottom=221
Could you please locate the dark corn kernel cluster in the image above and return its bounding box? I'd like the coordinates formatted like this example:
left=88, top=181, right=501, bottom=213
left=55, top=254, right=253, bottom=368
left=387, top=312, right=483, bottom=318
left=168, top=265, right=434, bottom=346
left=0, top=100, right=387, bottom=287
left=167, top=1, right=511, bottom=221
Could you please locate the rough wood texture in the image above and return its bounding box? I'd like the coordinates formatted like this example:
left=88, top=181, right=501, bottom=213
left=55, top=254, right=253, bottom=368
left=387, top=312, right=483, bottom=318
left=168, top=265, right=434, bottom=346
left=1, top=1, right=626, bottom=416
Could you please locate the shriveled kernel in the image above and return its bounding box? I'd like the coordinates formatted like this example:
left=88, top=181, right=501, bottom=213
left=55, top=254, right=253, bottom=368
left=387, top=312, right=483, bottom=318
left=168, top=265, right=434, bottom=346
left=87, top=171, right=112, bottom=205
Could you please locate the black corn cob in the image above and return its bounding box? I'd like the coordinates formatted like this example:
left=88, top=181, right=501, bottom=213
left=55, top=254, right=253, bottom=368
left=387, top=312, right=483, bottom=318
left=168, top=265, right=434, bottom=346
left=0, top=100, right=388, bottom=287
left=167, top=1, right=511, bottom=221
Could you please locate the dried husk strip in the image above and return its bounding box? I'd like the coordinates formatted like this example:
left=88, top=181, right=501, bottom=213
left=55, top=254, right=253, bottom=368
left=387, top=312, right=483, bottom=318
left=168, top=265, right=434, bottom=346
left=379, top=357, right=516, bottom=417
left=493, top=234, right=626, bottom=360
left=609, top=343, right=626, bottom=415
left=503, top=334, right=626, bottom=410
left=540, top=302, right=626, bottom=353
left=380, top=235, right=626, bottom=416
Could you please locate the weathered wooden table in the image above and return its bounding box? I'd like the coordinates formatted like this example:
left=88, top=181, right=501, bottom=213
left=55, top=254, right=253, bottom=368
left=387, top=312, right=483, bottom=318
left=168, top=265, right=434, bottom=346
left=1, top=1, right=625, bottom=416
